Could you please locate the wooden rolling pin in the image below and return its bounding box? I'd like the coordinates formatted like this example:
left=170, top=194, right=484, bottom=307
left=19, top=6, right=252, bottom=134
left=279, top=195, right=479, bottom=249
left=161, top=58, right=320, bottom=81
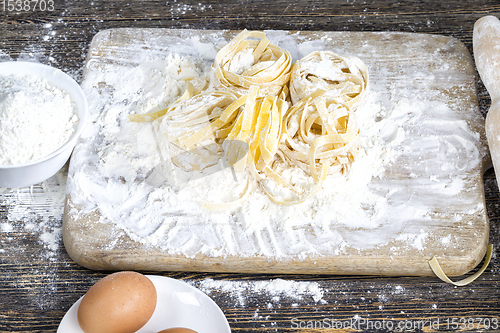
left=474, top=15, right=500, bottom=185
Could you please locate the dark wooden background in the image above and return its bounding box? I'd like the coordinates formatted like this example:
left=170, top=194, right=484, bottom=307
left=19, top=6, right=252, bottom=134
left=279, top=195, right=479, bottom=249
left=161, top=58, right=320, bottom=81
left=1, top=1, right=500, bottom=332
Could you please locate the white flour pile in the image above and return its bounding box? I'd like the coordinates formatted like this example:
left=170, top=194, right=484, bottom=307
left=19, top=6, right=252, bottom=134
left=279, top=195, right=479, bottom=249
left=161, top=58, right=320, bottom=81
left=66, top=31, right=488, bottom=260
left=0, top=73, right=78, bottom=166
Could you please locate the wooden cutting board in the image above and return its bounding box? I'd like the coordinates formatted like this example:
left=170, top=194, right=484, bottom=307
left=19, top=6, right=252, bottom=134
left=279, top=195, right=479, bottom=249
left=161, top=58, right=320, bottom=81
left=63, top=28, right=490, bottom=277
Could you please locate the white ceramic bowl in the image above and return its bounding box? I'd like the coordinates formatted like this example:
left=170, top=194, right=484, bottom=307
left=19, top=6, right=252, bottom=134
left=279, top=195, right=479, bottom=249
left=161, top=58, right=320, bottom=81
left=0, top=61, right=87, bottom=188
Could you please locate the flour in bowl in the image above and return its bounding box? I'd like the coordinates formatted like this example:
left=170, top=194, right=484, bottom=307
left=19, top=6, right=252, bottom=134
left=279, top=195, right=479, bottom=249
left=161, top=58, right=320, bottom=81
left=0, top=73, right=78, bottom=166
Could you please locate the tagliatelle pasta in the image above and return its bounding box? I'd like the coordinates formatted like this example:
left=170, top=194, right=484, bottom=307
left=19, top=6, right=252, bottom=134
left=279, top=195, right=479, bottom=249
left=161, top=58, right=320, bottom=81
left=290, top=50, right=368, bottom=107
left=184, top=87, right=358, bottom=205
left=130, top=30, right=369, bottom=208
left=193, top=86, right=292, bottom=207
left=155, top=91, right=238, bottom=172
left=282, top=95, right=359, bottom=176
left=128, top=76, right=208, bottom=122
left=182, top=85, right=286, bottom=173
left=258, top=94, right=359, bottom=204
left=212, top=29, right=292, bottom=97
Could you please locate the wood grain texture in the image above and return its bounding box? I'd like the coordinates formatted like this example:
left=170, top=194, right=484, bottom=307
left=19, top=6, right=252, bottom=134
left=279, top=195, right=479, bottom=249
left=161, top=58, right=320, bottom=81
left=0, top=1, right=499, bottom=332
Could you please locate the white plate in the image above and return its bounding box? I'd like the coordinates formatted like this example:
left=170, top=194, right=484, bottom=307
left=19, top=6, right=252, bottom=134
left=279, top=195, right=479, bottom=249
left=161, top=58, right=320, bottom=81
left=57, top=275, right=231, bottom=333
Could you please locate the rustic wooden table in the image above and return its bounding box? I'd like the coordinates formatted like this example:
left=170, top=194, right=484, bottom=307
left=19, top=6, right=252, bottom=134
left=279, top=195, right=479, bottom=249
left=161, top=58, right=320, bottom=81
left=1, top=1, right=499, bottom=332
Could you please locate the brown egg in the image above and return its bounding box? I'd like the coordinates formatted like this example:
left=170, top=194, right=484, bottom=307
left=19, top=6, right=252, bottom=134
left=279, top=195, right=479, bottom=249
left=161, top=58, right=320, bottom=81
left=77, top=271, right=157, bottom=333
left=157, top=329, right=198, bottom=333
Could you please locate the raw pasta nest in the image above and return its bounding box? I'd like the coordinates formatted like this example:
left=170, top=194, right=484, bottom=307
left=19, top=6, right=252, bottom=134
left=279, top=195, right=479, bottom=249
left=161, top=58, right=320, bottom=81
left=130, top=30, right=369, bottom=207
left=158, top=91, right=238, bottom=172
left=212, top=29, right=292, bottom=97
left=253, top=93, right=359, bottom=205
left=290, top=50, right=368, bottom=107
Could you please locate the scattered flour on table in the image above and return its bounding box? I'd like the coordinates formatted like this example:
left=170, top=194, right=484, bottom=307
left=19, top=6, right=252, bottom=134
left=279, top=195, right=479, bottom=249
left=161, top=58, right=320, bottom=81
left=0, top=168, right=69, bottom=310
left=0, top=73, right=79, bottom=166
left=66, top=33, right=488, bottom=259
left=192, top=278, right=326, bottom=308
left=0, top=169, right=67, bottom=254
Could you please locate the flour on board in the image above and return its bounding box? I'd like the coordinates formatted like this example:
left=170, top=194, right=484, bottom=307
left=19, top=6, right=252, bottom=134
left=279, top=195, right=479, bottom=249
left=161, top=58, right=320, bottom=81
left=66, top=33, right=488, bottom=259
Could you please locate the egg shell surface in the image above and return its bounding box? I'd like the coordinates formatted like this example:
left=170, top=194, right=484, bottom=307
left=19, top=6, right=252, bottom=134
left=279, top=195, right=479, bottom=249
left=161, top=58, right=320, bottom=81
left=157, top=329, right=198, bottom=333
left=77, top=271, right=157, bottom=333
